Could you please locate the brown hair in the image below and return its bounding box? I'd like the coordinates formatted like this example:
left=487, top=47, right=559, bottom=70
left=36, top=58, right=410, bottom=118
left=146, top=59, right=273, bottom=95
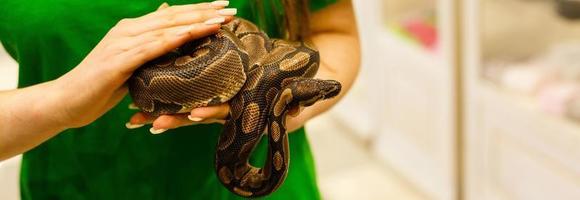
left=253, top=0, right=311, bottom=41
left=280, top=0, right=311, bottom=40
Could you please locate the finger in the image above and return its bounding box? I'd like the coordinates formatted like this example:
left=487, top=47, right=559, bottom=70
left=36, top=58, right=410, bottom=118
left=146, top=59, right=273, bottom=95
left=154, top=115, right=226, bottom=129
left=119, top=21, right=227, bottom=72
left=126, top=112, right=156, bottom=129
left=150, top=114, right=224, bottom=134
left=121, top=2, right=235, bottom=36
left=138, top=3, right=215, bottom=22
left=128, top=8, right=236, bottom=36
left=188, top=103, right=230, bottom=122
left=146, top=1, right=228, bottom=20
left=196, top=118, right=226, bottom=125
left=112, top=12, right=232, bottom=54
left=152, top=114, right=197, bottom=130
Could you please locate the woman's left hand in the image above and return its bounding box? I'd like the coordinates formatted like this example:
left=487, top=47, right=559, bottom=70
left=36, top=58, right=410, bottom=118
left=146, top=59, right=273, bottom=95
left=127, top=0, right=360, bottom=135
left=127, top=104, right=305, bottom=134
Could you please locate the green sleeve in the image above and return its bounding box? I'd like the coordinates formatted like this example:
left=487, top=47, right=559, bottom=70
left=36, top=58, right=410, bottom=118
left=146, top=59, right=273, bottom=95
left=310, top=0, right=338, bottom=11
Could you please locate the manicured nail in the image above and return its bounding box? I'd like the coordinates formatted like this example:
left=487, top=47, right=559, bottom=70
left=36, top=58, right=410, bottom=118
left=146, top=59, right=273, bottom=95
left=188, top=115, right=204, bottom=122
left=150, top=127, right=167, bottom=134
left=128, top=103, right=139, bottom=110
left=217, top=8, right=237, bottom=16
left=211, top=1, right=230, bottom=8
left=125, top=122, right=144, bottom=129
left=204, top=17, right=226, bottom=25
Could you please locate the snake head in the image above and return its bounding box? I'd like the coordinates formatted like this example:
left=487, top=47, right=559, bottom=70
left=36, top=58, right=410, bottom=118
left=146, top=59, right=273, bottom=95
left=286, top=78, right=342, bottom=107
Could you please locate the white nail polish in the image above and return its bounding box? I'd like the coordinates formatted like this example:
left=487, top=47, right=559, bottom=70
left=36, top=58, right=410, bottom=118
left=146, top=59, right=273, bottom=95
left=128, top=103, right=139, bottom=110
left=204, top=17, right=226, bottom=25
left=150, top=127, right=168, bottom=134
left=188, top=115, right=204, bottom=122
left=217, top=8, right=237, bottom=16
left=211, top=1, right=230, bottom=8
left=125, top=122, right=144, bottom=129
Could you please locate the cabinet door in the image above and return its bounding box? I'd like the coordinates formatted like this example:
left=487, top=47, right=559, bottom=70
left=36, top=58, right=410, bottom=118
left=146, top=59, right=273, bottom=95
left=463, top=0, right=580, bottom=199
left=467, top=85, right=580, bottom=200
left=364, top=0, right=459, bottom=199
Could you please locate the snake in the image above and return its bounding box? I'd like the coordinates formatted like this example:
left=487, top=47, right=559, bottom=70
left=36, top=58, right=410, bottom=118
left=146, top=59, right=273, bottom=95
left=127, top=18, right=341, bottom=197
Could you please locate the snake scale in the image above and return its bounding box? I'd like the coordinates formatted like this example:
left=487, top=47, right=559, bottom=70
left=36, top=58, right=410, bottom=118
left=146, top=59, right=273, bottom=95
left=128, top=18, right=341, bottom=197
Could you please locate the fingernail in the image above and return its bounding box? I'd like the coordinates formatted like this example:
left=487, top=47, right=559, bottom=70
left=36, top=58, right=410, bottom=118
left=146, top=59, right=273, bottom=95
left=125, top=122, right=144, bottom=129
left=150, top=127, right=167, bottom=134
left=128, top=103, right=139, bottom=110
left=188, top=115, right=204, bottom=122
left=217, top=8, right=237, bottom=16
left=204, top=17, right=226, bottom=25
left=211, top=1, right=230, bottom=8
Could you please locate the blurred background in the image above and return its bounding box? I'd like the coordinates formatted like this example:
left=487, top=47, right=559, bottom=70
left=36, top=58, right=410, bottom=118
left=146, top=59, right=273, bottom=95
left=2, top=0, right=580, bottom=199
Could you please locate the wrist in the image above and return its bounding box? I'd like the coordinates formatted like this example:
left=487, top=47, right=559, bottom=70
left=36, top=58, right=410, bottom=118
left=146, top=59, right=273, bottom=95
left=38, top=80, right=74, bottom=130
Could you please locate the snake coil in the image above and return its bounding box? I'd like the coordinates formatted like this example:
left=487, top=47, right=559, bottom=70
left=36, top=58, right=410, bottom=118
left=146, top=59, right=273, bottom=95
left=128, top=18, right=341, bottom=197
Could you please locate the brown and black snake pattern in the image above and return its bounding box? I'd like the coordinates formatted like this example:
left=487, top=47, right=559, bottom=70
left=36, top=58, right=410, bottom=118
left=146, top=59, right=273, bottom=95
left=128, top=18, right=341, bottom=197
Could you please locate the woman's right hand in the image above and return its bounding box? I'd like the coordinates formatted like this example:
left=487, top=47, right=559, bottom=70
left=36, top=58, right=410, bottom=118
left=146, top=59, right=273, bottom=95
left=0, top=1, right=238, bottom=160
left=51, top=1, right=235, bottom=129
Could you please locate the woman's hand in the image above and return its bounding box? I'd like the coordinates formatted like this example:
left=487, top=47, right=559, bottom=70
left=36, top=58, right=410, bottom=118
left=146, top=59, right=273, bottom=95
left=0, top=1, right=239, bottom=160
left=53, top=1, right=236, bottom=129
left=128, top=0, right=360, bottom=135
left=127, top=103, right=304, bottom=134
left=124, top=3, right=306, bottom=135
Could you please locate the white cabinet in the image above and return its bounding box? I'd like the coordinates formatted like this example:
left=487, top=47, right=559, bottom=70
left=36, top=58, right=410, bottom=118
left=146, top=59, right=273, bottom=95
left=350, top=0, right=460, bottom=199
left=355, top=0, right=580, bottom=199
left=463, top=0, right=580, bottom=199
left=0, top=44, right=21, bottom=200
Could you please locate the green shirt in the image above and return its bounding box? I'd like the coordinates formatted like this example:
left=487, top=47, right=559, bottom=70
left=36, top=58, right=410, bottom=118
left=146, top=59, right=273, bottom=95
left=0, top=0, right=335, bottom=199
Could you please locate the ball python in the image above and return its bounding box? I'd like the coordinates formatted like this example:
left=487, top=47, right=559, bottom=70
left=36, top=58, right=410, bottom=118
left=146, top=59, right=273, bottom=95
left=128, top=18, right=341, bottom=197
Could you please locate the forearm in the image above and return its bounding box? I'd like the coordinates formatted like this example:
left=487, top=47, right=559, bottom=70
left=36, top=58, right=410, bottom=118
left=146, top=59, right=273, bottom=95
left=301, top=34, right=360, bottom=119
left=0, top=81, right=67, bottom=161
left=296, top=0, right=360, bottom=122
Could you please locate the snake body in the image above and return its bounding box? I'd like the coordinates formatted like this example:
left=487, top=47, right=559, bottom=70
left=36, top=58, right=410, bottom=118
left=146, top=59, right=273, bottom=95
left=128, top=18, right=341, bottom=197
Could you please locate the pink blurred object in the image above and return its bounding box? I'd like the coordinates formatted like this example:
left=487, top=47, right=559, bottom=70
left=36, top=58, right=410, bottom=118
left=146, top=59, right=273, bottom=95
left=537, top=81, right=579, bottom=115
left=402, top=19, right=438, bottom=50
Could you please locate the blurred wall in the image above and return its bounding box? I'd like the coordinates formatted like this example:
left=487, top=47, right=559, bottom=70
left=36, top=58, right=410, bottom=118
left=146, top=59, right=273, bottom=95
left=0, top=45, right=21, bottom=200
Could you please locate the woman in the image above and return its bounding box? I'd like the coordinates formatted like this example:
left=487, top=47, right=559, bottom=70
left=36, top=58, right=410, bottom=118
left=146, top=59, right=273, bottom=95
left=0, top=0, right=359, bottom=199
